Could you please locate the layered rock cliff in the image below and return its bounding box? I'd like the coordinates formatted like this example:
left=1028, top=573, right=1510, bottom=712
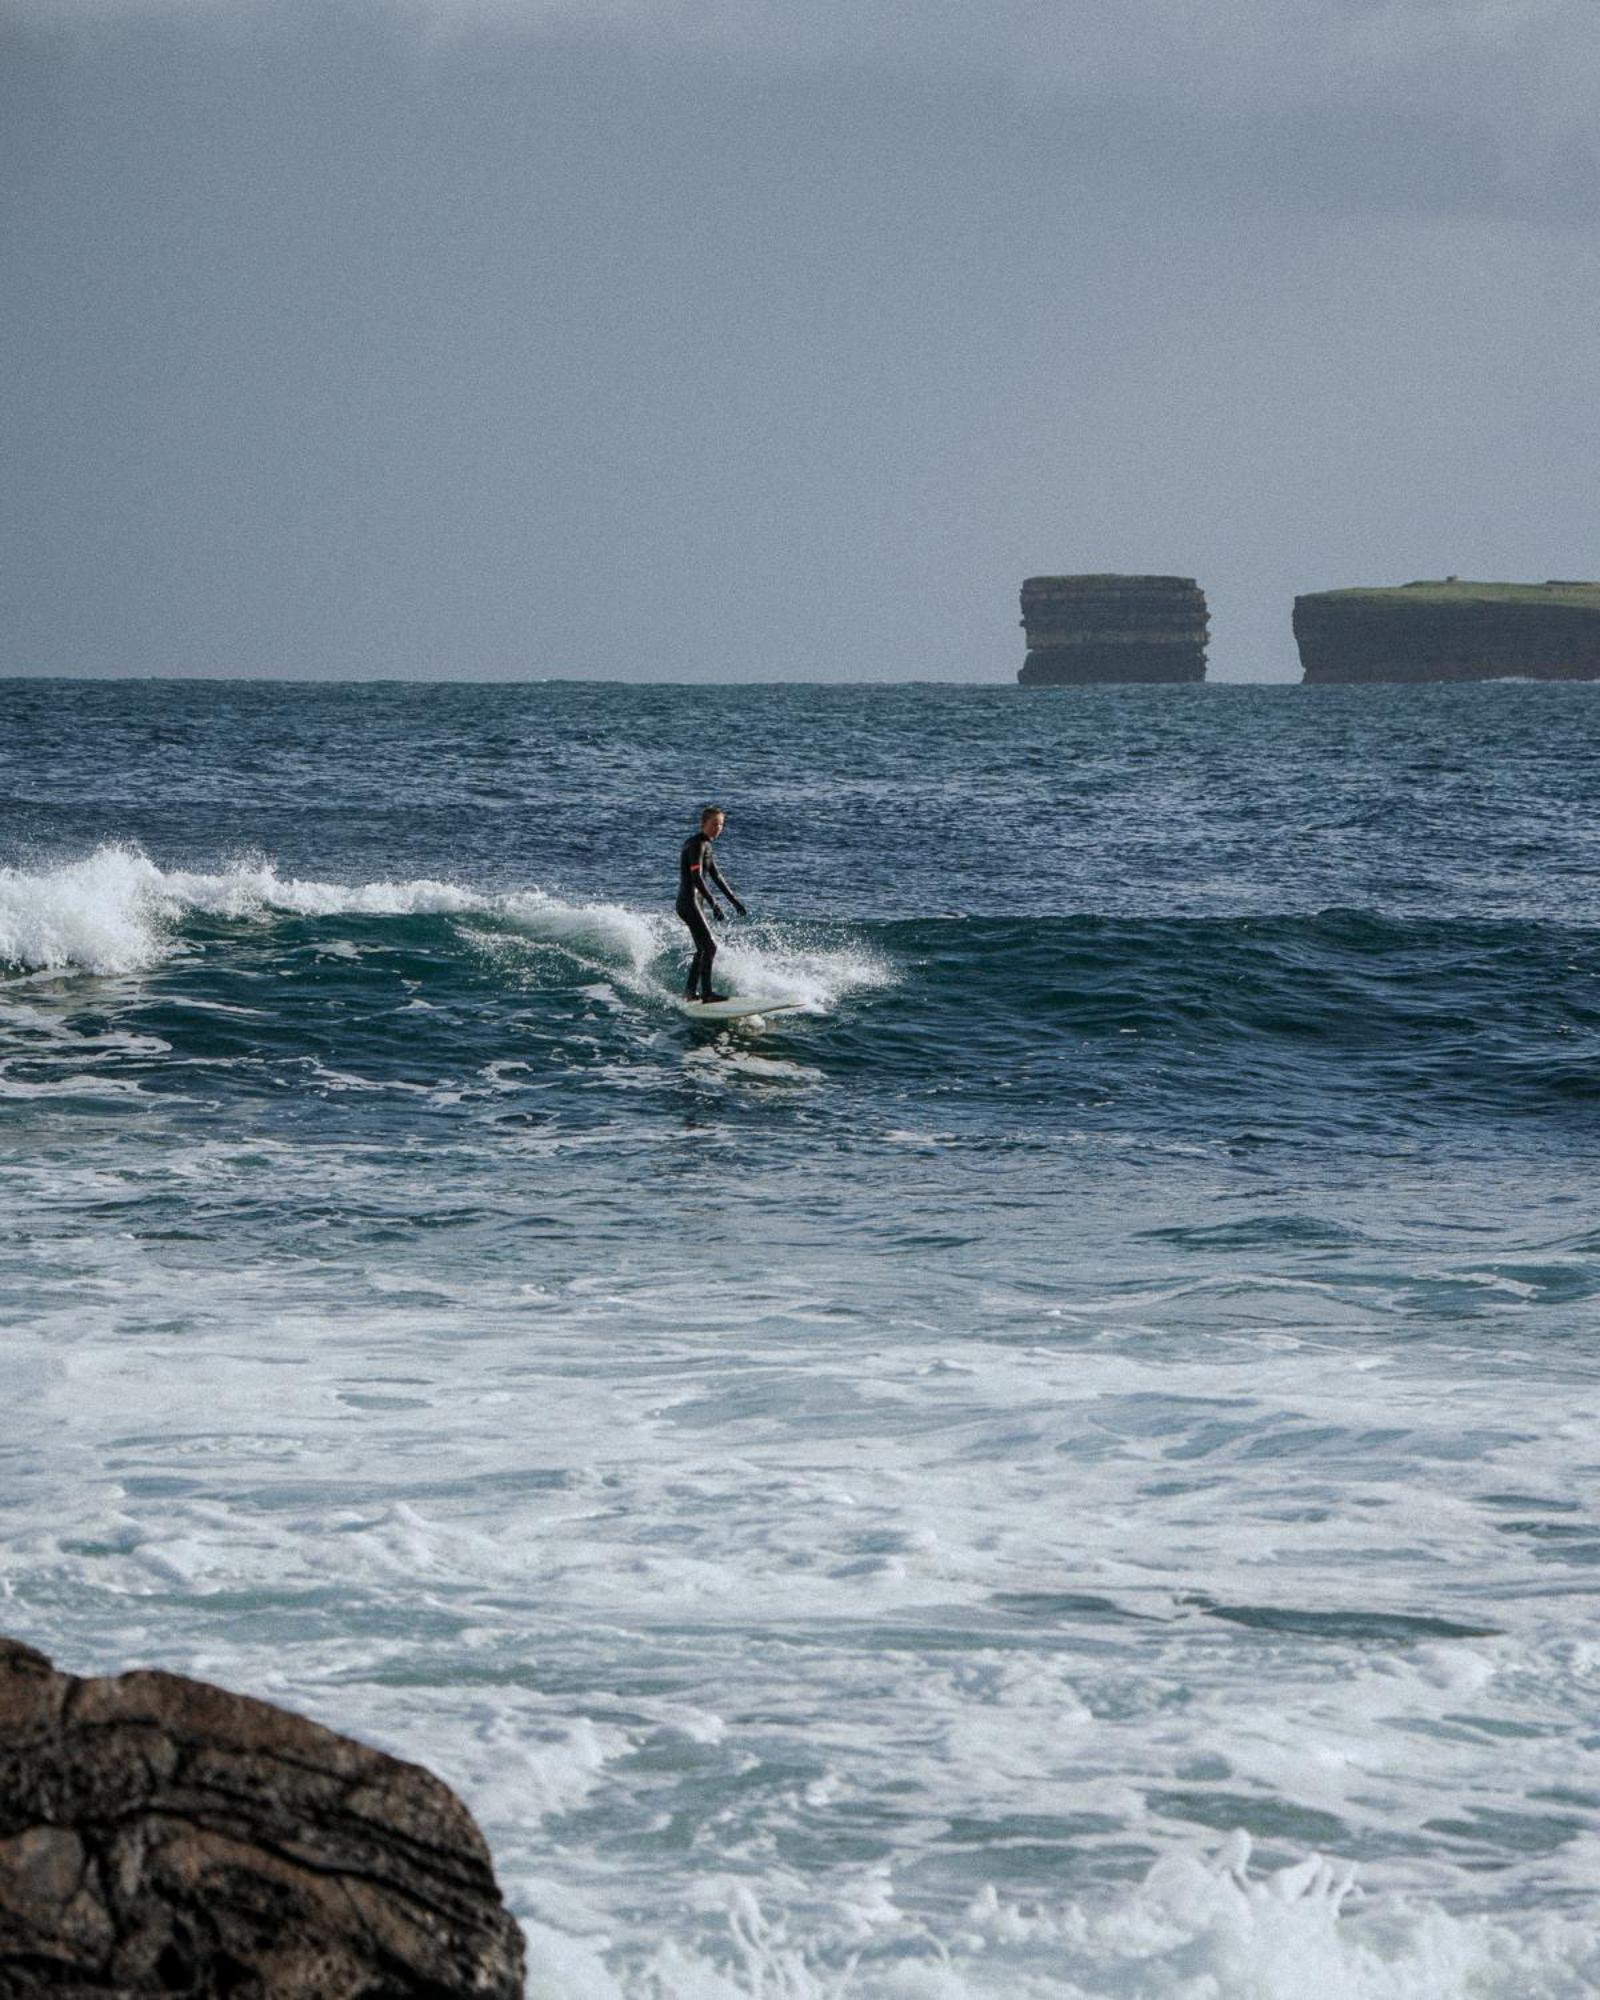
left=0, top=1635, right=525, bottom=1999
left=1294, top=581, right=1600, bottom=684
left=1018, top=575, right=1208, bottom=685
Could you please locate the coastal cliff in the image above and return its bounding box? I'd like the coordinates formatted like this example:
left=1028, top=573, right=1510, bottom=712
left=1018, top=575, right=1207, bottom=685
left=1294, top=581, right=1600, bottom=684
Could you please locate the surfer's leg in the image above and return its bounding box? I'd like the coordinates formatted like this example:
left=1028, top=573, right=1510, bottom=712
left=695, top=919, right=718, bottom=999
left=679, top=904, right=714, bottom=999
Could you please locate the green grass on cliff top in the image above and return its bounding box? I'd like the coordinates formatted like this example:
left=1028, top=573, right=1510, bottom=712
left=1025, top=574, right=1198, bottom=588
left=1305, top=579, right=1600, bottom=608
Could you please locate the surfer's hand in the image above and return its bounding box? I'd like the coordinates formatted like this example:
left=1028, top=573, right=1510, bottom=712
left=732, top=900, right=748, bottom=917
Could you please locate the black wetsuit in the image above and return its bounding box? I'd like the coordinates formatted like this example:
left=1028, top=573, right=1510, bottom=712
left=676, top=830, right=742, bottom=999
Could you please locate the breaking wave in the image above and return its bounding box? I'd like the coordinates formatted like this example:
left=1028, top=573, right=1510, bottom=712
left=0, top=843, right=889, bottom=1017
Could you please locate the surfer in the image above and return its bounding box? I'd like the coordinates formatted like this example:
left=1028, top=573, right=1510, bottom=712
left=677, top=805, right=746, bottom=1003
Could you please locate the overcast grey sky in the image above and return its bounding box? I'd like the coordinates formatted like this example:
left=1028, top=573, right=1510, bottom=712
left=3, top=0, right=1596, bottom=681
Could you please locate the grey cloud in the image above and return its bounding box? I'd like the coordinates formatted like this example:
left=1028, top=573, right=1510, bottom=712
left=8, top=0, right=1595, bottom=217
left=5, top=0, right=1593, bottom=115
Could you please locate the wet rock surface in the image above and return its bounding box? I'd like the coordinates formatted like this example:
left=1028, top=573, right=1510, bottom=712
left=0, top=1635, right=525, bottom=1999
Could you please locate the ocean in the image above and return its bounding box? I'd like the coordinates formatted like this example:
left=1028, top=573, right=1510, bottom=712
left=3, top=677, right=1599, bottom=1996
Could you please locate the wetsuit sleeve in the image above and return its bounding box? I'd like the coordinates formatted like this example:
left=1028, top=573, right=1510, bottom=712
left=706, top=853, right=746, bottom=913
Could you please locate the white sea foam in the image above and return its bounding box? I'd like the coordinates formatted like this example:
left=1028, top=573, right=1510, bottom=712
left=12, top=1231, right=1600, bottom=1996
left=1, top=846, right=180, bottom=974
left=0, top=1072, right=152, bottom=1100
left=0, top=845, right=890, bottom=1016
left=707, top=925, right=890, bottom=1013
left=0, top=844, right=477, bottom=974
left=499, top=888, right=665, bottom=982
left=684, top=1047, right=825, bottom=1083
left=519, top=1846, right=1600, bottom=1998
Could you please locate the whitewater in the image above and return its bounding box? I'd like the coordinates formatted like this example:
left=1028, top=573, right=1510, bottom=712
left=4, top=678, right=1600, bottom=1996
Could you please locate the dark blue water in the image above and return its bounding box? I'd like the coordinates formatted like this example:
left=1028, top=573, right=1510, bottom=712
left=4, top=680, right=1600, bottom=1996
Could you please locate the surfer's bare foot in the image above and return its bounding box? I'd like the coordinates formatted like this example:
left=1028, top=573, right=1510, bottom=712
left=703, top=991, right=730, bottom=1003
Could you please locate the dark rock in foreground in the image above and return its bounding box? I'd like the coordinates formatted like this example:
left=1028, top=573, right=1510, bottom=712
left=1018, top=575, right=1208, bottom=685
left=1295, top=580, right=1600, bottom=684
left=0, top=1636, right=524, bottom=2000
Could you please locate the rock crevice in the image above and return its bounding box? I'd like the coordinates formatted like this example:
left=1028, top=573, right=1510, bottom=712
left=0, top=1637, right=525, bottom=2000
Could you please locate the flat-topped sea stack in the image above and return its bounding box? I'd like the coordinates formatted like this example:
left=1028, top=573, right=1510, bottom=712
left=1018, top=575, right=1208, bottom=685
left=1295, top=580, right=1600, bottom=684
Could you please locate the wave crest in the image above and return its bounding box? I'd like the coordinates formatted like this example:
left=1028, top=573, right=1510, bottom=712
left=0, top=846, right=890, bottom=1016
left=0, top=845, right=483, bottom=975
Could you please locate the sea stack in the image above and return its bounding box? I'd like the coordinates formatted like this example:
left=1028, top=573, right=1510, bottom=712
left=1017, top=575, right=1208, bottom=685
left=1294, top=580, right=1600, bottom=684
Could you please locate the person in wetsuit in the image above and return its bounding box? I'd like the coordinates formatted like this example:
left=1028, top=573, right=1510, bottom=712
left=677, top=805, right=747, bottom=1002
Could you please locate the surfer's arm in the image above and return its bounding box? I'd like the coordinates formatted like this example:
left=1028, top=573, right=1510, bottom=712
left=705, top=857, right=746, bottom=915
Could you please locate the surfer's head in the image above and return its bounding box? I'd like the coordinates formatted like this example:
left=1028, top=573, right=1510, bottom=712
left=700, top=806, right=725, bottom=837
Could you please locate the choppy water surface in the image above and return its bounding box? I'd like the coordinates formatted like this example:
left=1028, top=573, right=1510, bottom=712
left=4, top=679, right=1600, bottom=1996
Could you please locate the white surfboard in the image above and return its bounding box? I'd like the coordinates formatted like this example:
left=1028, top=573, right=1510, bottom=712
left=676, top=996, right=804, bottom=1023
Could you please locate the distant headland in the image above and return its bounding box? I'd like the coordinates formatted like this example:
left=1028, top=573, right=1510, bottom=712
left=1293, top=580, right=1600, bottom=684
left=1014, top=574, right=1600, bottom=685
left=1017, top=575, right=1208, bottom=685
